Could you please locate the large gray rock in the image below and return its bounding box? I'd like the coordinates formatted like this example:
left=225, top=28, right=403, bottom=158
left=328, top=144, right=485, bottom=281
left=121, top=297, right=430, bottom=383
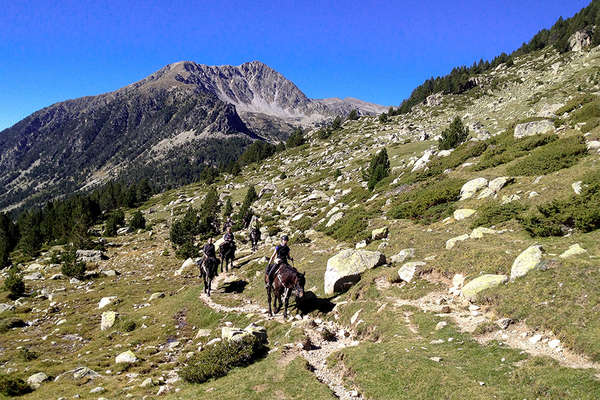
left=100, top=311, right=118, bottom=331
left=460, top=178, right=488, bottom=200
left=398, top=261, right=426, bottom=282
left=98, top=296, right=118, bottom=309
left=514, top=120, right=554, bottom=139
left=559, top=244, right=587, bottom=259
left=23, top=272, right=43, bottom=280
left=569, top=30, right=592, bottom=52
left=76, top=249, right=105, bottom=263
left=371, top=227, right=388, bottom=240
left=115, top=350, right=138, bottom=364
left=174, top=258, right=200, bottom=276
left=453, top=209, right=476, bottom=221
left=326, top=212, right=344, bottom=228
left=411, top=150, right=435, bottom=172
left=510, top=245, right=544, bottom=280
left=462, top=274, right=508, bottom=299
left=446, top=234, right=469, bottom=250
left=27, top=372, right=49, bottom=389
left=488, top=177, right=512, bottom=193
left=324, top=249, right=386, bottom=295
left=0, top=303, right=15, bottom=313
left=390, top=248, right=415, bottom=264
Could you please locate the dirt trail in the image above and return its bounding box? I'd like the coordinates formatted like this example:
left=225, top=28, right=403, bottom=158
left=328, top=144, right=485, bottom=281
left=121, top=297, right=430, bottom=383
left=390, top=291, right=600, bottom=372
left=199, top=272, right=364, bottom=399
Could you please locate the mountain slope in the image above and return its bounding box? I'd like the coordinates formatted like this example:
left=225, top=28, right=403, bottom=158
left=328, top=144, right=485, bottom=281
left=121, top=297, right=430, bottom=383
left=0, top=61, right=385, bottom=211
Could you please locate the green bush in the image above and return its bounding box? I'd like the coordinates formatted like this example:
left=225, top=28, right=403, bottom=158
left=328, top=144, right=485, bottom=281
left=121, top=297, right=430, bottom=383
left=3, top=267, right=25, bottom=299
left=60, top=247, right=86, bottom=279
left=0, top=318, right=26, bottom=333
left=519, top=171, right=600, bottom=236
left=267, top=224, right=281, bottom=237
left=291, top=216, right=313, bottom=232
left=291, top=231, right=310, bottom=244
left=347, top=109, right=359, bottom=120
left=317, top=128, right=333, bottom=140
left=378, top=113, right=388, bottom=123
left=128, top=211, right=146, bottom=230
left=181, top=335, right=265, bottom=384
left=365, top=149, right=390, bottom=191
left=473, top=130, right=557, bottom=171
left=438, top=117, right=469, bottom=150
left=389, top=178, right=465, bottom=224
left=569, top=100, right=600, bottom=125
left=470, top=201, right=527, bottom=228
left=322, top=209, right=371, bottom=242
left=506, top=135, right=587, bottom=176
left=120, top=319, right=137, bottom=332
left=19, top=347, right=38, bottom=362
left=0, top=374, right=31, bottom=397
left=286, top=128, right=306, bottom=148
left=555, top=94, right=598, bottom=116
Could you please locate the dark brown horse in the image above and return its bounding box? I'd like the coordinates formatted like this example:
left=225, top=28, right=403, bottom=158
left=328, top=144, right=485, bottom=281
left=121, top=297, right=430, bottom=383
left=219, top=241, right=235, bottom=273
left=250, top=227, right=261, bottom=252
left=198, top=256, right=219, bottom=297
left=266, top=264, right=305, bottom=318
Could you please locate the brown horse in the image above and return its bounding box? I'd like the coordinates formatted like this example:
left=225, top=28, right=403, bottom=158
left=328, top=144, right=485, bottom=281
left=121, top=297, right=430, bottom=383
left=198, top=256, right=218, bottom=297
left=219, top=241, right=235, bottom=273
left=250, top=227, right=261, bottom=252
left=266, top=264, right=305, bottom=318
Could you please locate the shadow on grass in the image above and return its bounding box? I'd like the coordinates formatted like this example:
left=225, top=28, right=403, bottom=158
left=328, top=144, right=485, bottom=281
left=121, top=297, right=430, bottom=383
left=296, top=291, right=336, bottom=315
left=220, top=280, right=248, bottom=294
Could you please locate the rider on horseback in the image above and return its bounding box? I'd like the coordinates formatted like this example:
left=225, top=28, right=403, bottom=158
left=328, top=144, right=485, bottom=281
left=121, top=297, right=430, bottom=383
left=223, top=216, right=233, bottom=232
left=265, top=235, right=294, bottom=288
left=220, top=226, right=236, bottom=253
left=202, top=237, right=216, bottom=261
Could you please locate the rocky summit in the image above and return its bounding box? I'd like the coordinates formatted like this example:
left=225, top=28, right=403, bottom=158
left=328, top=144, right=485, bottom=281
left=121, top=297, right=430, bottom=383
left=2, top=6, right=600, bottom=400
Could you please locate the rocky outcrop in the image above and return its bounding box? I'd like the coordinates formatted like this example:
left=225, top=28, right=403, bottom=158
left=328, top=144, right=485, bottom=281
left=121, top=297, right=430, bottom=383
left=324, top=250, right=386, bottom=295
left=460, top=178, right=488, bottom=200
left=569, top=29, right=593, bottom=52
left=398, top=261, right=426, bottom=282
left=510, top=245, right=544, bottom=280
left=514, top=120, right=554, bottom=138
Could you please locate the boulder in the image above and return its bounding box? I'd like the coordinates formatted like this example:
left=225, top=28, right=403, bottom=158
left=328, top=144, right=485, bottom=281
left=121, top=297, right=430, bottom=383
left=587, top=140, right=600, bottom=151
left=514, top=120, right=554, bottom=139
left=174, top=258, right=200, bottom=276
left=572, top=181, right=583, bottom=195
left=27, top=372, right=49, bottom=389
left=23, top=272, right=43, bottom=281
left=100, top=311, right=117, bottom=331
left=25, top=263, right=45, bottom=272
left=258, top=184, right=276, bottom=198
left=446, top=234, right=469, bottom=250
left=149, top=292, right=165, bottom=301
left=453, top=209, right=476, bottom=221
left=243, top=323, right=268, bottom=343
left=76, top=249, right=105, bottom=263
left=371, top=227, right=388, bottom=241
left=460, top=178, right=488, bottom=200
left=98, top=296, right=118, bottom=309
left=71, top=367, right=100, bottom=380
left=398, top=261, right=426, bottom=282
left=569, top=29, right=592, bottom=52
left=324, top=249, right=386, bottom=295
left=559, top=244, right=587, bottom=259
left=470, top=227, right=497, bottom=239
left=510, top=245, right=544, bottom=280
left=390, top=248, right=415, bottom=264
left=0, top=303, right=15, bottom=313
left=412, top=150, right=435, bottom=172
left=462, top=274, right=508, bottom=299
left=477, top=188, right=495, bottom=199
left=488, top=177, right=512, bottom=193
left=195, top=328, right=211, bottom=339
left=326, top=212, right=344, bottom=228
left=115, top=350, right=138, bottom=364
left=221, top=326, right=247, bottom=341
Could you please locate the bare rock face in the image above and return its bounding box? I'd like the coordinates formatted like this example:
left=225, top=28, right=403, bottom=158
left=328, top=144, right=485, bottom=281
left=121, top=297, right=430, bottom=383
left=514, top=120, right=555, bottom=138
left=569, top=30, right=593, bottom=52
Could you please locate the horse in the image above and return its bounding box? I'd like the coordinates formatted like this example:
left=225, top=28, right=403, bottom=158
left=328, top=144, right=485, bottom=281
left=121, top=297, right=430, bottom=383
left=198, top=256, right=219, bottom=296
left=219, top=241, right=236, bottom=273
left=266, top=264, right=305, bottom=318
left=250, top=227, right=261, bottom=252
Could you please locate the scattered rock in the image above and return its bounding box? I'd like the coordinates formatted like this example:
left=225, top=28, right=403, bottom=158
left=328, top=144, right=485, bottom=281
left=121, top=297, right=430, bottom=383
left=149, top=292, right=165, bottom=301
left=90, top=386, right=105, bottom=394
left=460, top=178, right=488, bottom=200
left=488, top=176, right=512, bottom=193
left=569, top=29, right=592, bottom=52
left=140, top=378, right=155, bottom=388
left=0, top=303, right=15, bottom=313
left=453, top=209, right=476, bottom=220
left=100, top=311, right=118, bottom=331
left=435, top=321, right=448, bottom=331
left=371, top=226, right=389, bottom=241
left=398, top=261, right=427, bottom=282
left=324, top=249, right=386, bottom=295
left=470, top=227, right=496, bottom=239
left=76, top=249, right=105, bottom=263
left=326, top=212, right=344, bottom=228
left=572, top=181, right=583, bottom=195
left=446, top=234, right=469, bottom=250
left=510, top=245, right=544, bottom=280
left=514, top=120, right=554, bottom=139
left=559, top=244, right=587, bottom=259
left=27, top=372, right=49, bottom=389
left=529, top=334, right=543, bottom=344
left=23, top=272, right=43, bottom=281
left=194, top=328, right=211, bottom=339
left=412, top=150, right=435, bottom=172
left=98, top=296, right=118, bottom=310
left=174, top=258, right=199, bottom=276
left=549, top=339, right=561, bottom=349
left=115, top=350, right=138, bottom=364
left=462, top=274, right=508, bottom=299
left=390, top=248, right=415, bottom=264
left=496, top=318, right=513, bottom=330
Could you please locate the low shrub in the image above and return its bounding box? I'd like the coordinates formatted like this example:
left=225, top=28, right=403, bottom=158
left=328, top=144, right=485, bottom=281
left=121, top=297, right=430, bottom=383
left=0, top=374, right=31, bottom=397
left=128, top=211, right=146, bottom=230
left=0, top=318, right=26, bottom=333
left=291, top=216, right=313, bottom=232
left=555, top=94, right=598, bottom=115
left=19, top=347, right=38, bottom=362
left=506, top=135, right=587, bottom=176
left=519, top=171, right=600, bottom=236
left=470, top=201, right=528, bottom=228
left=60, top=247, right=86, bottom=279
left=389, top=178, right=465, bottom=224
left=473, top=131, right=557, bottom=171
left=120, top=319, right=137, bottom=332
left=321, top=327, right=337, bottom=342
left=291, top=231, right=310, bottom=244
left=322, top=209, right=371, bottom=242
left=266, top=224, right=281, bottom=237
left=3, top=267, right=25, bottom=299
left=181, top=335, right=265, bottom=384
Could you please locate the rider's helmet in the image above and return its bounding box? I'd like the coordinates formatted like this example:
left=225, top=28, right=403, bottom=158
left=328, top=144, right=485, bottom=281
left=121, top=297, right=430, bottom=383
left=281, top=235, right=289, bottom=241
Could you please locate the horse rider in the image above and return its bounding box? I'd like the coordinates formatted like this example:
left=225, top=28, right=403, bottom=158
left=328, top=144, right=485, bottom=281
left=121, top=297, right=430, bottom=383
left=201, top=237, right=216, bottom=267
left=265, top=235, right=294, bottom=288
left=223, top=216, right=233, bottom=232
left=221, top=226, right=236, bottom=252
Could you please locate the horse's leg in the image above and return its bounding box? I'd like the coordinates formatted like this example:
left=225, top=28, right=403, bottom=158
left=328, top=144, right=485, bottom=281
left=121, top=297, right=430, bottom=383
left=267, top=285, right=273, bottom=316
left=283, top=288, right=290, bottom=319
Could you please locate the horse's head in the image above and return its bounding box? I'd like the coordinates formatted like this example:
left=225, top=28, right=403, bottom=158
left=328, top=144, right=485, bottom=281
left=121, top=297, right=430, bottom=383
left=294, top=271, right=306, bottom=299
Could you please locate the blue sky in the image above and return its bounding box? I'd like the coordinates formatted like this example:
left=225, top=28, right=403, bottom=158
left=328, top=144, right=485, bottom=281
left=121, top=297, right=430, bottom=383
left=0, top=0, right=591, bottom=130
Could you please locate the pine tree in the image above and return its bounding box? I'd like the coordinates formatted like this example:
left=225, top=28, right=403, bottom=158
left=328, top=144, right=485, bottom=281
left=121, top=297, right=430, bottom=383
left=129, top=211, right=146, bottom=230
left=222, top=198, right=233, bottom=219
left=438, top=117, right=470, bottom=150
left=366, top=149, right=390, bottom=191
left=347, top=109, right=359, bottom=120
left=286, top=128, right=306, bottom=148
